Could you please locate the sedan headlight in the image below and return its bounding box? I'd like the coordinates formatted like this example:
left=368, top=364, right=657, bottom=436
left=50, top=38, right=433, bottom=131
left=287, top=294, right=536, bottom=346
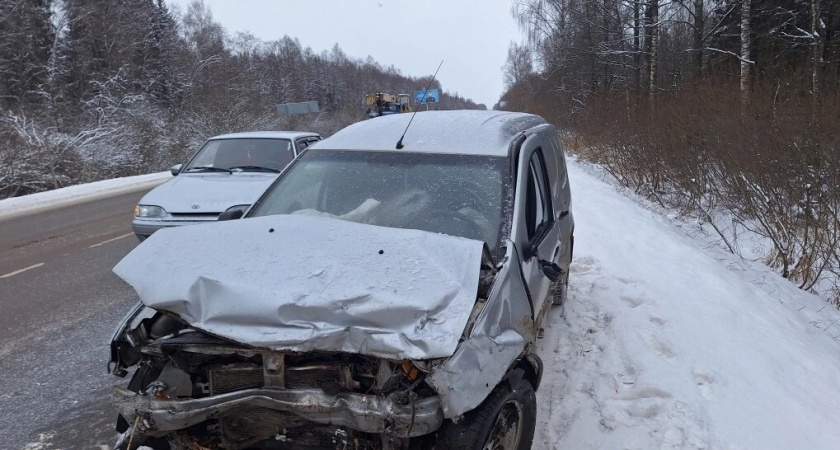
left=134, top=205, right=167, bottom=218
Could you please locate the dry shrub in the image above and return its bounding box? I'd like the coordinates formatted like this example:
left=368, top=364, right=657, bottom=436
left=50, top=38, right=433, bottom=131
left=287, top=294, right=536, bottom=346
left=564, top=80, right=840, bottom=306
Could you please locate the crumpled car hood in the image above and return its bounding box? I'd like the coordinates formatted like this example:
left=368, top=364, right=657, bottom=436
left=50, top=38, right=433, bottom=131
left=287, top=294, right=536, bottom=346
left=140, top=173, right=277, bottom=213
left=113, top=214, right=484, bottom=360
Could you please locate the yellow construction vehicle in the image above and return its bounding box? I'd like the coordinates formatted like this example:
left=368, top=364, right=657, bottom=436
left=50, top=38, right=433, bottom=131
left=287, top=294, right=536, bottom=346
left=365, top=93, right=412, bottom=118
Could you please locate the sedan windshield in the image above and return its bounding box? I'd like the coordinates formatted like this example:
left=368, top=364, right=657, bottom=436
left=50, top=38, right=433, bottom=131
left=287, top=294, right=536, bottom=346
left=250, top=150, right=509, bottom=251
left=184, top=138, right=294, bottom=172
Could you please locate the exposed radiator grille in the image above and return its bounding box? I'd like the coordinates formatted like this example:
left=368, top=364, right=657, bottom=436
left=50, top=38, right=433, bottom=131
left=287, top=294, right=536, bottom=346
left=285, top=364, right=341, bottom=390
left=209, top=365, right=263, bottom=395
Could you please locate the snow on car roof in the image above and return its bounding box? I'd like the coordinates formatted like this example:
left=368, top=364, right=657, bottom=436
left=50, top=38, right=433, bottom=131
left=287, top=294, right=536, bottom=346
left=310, top=110, right=546, bottom=156
left=210, top=131, right=319, bottom=140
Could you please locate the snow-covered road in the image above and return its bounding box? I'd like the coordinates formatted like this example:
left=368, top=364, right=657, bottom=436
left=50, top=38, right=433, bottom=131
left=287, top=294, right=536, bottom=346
left=533, top=159, right=840, bottom=449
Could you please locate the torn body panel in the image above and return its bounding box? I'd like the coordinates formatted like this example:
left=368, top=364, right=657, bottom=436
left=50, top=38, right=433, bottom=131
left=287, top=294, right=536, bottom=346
left=108, top=302, right=157, bottom=376
left=113, top=214, right=484, bottom=361
left=109, top=323, right=445, bottom=448
left=106, top=242, right=534, bottom=446
left=112, top=386, right=443, bottom=438
left=427, top=245, right=536, bottom=418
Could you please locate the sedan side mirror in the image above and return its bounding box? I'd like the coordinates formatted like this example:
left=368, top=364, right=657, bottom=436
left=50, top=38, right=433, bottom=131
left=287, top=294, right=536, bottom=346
left=170, top=164, right=183, bottom=176
left=540, top=260, right=563, bottom=282
left=218, top=209, right=244, bottom=221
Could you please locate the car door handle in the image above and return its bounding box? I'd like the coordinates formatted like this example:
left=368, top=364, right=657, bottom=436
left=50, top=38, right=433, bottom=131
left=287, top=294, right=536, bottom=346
left=558, top=210, right=569, bottom=220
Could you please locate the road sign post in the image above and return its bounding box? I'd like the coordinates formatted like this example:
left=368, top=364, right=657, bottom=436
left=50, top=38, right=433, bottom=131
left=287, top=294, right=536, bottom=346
left=276, top=101, right=320, bottom=116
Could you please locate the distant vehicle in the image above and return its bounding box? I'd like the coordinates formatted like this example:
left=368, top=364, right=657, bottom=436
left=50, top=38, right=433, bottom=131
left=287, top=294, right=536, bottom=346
left=365, top=92, right=411, bottom=118
left=132, top=131, right=321, bottom=240
left=110, top=111, right=573, bottom=450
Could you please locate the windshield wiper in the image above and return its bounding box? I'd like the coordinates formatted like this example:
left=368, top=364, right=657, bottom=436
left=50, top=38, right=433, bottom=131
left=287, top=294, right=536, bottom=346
left=184, top=166, right=232, bottom=174
left=229, top=165, right=281, bottom=173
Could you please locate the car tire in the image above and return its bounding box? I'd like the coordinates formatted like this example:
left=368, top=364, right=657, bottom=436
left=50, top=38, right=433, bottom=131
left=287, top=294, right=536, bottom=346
left=552, top=269, right=569, bottom=306
left=435, top=375, right=536, bottom=450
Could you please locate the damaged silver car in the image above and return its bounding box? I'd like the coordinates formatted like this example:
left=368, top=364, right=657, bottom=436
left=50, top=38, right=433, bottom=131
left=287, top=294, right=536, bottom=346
left=108, top=110, right=574, bottom=450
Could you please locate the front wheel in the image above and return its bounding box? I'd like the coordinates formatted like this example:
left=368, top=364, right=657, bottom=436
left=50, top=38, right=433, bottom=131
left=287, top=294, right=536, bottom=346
left=435, top=375, right=536, bottom=450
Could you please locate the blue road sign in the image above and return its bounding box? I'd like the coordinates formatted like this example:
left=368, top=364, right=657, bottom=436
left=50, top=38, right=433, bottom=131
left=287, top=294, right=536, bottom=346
left=413, top=89, right=440, bottom=105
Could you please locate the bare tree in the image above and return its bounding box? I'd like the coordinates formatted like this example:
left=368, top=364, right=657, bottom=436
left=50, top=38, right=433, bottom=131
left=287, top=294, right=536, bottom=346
left=646, top=0, right=659, bottom=103
left=740, top=0, right=751, bottom=105
left=811, top=0, right=822, bottom=98
left=693, top=0, right=704, bottom=79
left=634, top=0, right=642, bottom=95
left=503, top=42, right=534, bottom=90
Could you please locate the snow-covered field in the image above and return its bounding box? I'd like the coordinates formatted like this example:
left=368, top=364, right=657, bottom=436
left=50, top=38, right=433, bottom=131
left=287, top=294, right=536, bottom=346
left=0, top=172, right=169, bottom=220
left=533, top=158, right=840, bottom=449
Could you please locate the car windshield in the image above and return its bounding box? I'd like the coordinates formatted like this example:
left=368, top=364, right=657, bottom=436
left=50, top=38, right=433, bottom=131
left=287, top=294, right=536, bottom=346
left=184, top=138, right=294, bottom=172
left=250, top=150, right=509, bottom=251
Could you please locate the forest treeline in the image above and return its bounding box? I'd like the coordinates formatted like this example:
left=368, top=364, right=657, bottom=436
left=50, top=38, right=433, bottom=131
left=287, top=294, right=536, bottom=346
left=0, top=0, right=483, bottom=198
left=501, top=0, right=840, bottom=305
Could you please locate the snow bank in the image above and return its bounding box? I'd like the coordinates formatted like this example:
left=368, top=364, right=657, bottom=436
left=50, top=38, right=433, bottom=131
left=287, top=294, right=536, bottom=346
left=534, top=157, right=840, bottom=449
left=0, top=172, right=170, bottom=219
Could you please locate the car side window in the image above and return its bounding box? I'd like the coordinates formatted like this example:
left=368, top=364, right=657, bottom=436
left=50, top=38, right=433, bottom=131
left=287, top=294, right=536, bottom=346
left=296, top=139, right=310, bottom=152
left=525, top=149, right=551, bottom=240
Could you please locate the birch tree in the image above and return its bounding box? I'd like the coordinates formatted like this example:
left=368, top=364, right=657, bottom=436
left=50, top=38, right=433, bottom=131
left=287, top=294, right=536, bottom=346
left=646, top=0, right=659, bottom=103
left=811, top=0, right=823, bottom=98
left=740, top=0, right=751, bottom=105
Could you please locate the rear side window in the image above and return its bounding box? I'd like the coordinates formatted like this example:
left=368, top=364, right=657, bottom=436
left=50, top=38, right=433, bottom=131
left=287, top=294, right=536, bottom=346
left=525, top=149, right=551, bottom=240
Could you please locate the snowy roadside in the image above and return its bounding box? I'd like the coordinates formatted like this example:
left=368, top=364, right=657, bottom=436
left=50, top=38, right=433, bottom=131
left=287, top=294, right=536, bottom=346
left=568, top=156, right=840, bottom=329
left=0, top=172, right=170, bottom=220
left=533, top=158, right=840, bottom=449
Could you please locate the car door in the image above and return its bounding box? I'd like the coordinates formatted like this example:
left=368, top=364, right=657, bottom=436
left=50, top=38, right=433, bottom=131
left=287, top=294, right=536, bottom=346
left=510, top=133, right=562, bottom=322
left=545, top=130, right=573, bottom=268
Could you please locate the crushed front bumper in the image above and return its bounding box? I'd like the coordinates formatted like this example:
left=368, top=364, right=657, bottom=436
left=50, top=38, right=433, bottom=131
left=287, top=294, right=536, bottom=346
left=112, top=386, right=443, bottom=438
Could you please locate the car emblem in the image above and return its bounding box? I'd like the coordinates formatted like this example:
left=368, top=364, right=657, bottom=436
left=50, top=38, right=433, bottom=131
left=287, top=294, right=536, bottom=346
left=191, top=204, right=200, bottom=210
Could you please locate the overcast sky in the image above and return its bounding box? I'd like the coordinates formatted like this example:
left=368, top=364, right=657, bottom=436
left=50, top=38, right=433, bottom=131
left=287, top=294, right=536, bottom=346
left=168, top=0, right=521, bottom=107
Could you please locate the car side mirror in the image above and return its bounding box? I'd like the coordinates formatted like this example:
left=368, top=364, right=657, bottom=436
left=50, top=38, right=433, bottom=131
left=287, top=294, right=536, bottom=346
left=170, top=164, right=183, bottom=176
left=218, top=209, right=244, bottom=221
left=540, top=260, right=563, bottom=282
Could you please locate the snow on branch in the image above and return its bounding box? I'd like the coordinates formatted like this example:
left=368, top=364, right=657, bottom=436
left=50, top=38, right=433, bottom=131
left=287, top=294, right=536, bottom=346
left=701, top=47, right=755, bottom=65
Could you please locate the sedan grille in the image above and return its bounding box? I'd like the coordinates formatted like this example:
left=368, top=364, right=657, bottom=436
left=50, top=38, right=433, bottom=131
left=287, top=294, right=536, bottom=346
left=167, top=213, right=220, bottom=222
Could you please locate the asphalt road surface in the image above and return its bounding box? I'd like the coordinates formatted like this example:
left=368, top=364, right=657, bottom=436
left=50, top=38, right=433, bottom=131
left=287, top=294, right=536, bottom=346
left=0, top=189, right=152, bottom=449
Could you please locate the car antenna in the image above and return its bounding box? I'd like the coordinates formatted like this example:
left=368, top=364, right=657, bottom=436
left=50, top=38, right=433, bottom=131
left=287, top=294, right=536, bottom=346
left=396, top=60, right=443, bottom=150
